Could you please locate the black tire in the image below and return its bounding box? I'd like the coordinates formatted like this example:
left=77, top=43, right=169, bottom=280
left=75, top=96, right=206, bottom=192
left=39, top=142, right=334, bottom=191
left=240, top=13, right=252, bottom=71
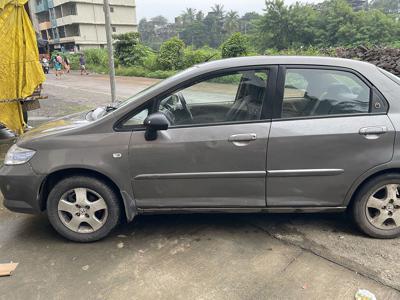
left=47, top=176, right=121, bottom=242
left=352, top=173, right=400, bottom=239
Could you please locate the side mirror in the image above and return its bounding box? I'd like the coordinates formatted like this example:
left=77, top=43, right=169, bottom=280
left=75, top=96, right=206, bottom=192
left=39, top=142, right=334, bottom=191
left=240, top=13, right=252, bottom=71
left=144, top=112, right=170, bottom=141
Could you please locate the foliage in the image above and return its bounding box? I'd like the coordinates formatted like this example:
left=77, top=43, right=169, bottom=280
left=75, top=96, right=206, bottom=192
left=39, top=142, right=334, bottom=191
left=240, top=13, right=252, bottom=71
left=83, top=48, right=109, bottom=68
left=183, top=46, right=220, bottom=68
left=224, top=10, right=240, bottom=35
left=221, top=33, right=250, bottom=58
left=264, top=47, right=333, bottom=56
left=256, top=0, right=400, bottom=51
left=142, top=52, right=159, bottom=71
left=156, top=37, right=186, bottom=70
left=113, top=32, right=153, bottom=67
left=370, top=0, right=400, bottom=14
left=139, top=4, right=261, bottom=50
left=65, top=1, right=400, bottom=80
left=139, top=16, right=178, bottom=50
left=64, top=53, right=80, bottom=69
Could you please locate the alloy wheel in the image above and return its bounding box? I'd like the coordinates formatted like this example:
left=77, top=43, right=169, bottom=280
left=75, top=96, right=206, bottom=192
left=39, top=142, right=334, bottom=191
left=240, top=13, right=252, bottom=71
left=365, top=184, right=400, bottom=230
left=57, top=188, right=108, bottom=233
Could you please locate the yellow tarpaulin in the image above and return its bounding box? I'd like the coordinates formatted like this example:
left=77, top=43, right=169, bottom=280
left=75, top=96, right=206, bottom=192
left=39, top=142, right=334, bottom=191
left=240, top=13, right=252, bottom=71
left=0, top=0, right=45, bottom=134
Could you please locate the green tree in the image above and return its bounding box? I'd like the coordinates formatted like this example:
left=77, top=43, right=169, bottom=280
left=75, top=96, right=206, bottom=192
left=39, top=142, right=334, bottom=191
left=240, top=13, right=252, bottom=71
left=257, top=0, right=290, bottom=50
left=315, top=0, right=356, bottom=46
left=181, top=8, right=197, bottom=26
left=113, top=32, right=152, bottom=67
left=371, top=0, right=400, bottom=13
left=156, top=37, right=186, bottom=70
left=239, top=12, right=261, bottom=35
left=211, top=4, right=226, bottom=19
left=221, top=32, right=250, bottom=58
left=224, top=10, right=240, bottom=35
left=180, top=20, right=208, bottom=48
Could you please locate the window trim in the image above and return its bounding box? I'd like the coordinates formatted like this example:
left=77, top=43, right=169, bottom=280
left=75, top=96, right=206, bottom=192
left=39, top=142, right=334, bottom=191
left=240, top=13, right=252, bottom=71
left=273, top=65, right=389, bottom=121
left=115, top=65, right=278, bottom=131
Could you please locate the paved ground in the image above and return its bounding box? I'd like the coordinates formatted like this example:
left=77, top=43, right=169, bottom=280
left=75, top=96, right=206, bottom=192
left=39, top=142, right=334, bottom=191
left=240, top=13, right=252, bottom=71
left=1, top=72, right=400, bottom=299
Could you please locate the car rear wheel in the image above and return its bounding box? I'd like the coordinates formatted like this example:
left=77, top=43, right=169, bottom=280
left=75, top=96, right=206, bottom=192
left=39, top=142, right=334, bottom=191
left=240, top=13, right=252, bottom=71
left=352, top=173, right=400, bottom=239
left=47, top=176, right=121, bottom=242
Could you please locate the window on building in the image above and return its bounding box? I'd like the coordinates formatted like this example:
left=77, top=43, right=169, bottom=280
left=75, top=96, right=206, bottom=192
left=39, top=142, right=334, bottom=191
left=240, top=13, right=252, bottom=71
left=41, top=30, right=47, bottom=40
left=47, top=28, right=54, bottom=40
left=112, top=26, right=116, bottom=32
left=37, top=11, right=50, bottom=23
left=110, top=6, right=114, bottom=12
left=55, top=6, right=62, bottom=19
left=65, top=24, right=80, bottom=37
left=63, top=3, right=77, bottom=16
left=58, top=26, right=66, bottom=38
left=49, top=8, right=55, bottom=19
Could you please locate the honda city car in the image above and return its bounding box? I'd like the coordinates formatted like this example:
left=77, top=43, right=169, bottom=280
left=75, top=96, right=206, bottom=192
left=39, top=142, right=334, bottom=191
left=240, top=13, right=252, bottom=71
left=2, top=56, right=400, bottom=242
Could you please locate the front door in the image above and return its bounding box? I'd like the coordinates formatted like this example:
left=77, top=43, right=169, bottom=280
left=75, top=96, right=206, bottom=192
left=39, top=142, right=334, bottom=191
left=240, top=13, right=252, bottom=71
left=126, top=67, right=276, bottom=208
left=267, top=66, right=395, bottom=207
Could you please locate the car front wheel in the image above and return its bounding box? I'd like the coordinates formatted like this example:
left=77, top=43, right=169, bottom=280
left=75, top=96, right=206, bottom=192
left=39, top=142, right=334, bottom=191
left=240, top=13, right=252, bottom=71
left=47, top=176, right=121, bottom=242
left=352, top=173, right=400, bottom=239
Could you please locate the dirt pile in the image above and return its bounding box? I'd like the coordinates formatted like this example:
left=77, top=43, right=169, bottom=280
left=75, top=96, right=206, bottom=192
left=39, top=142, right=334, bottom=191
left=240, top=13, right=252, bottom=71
left=334, top=46, right=400, bottom=75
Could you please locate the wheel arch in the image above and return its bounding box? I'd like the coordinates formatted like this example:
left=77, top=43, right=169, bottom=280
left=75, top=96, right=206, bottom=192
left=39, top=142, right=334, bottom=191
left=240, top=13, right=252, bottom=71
left=346, top=167, right=400, bottom=208
left=38, top=168, right=136, bottom=222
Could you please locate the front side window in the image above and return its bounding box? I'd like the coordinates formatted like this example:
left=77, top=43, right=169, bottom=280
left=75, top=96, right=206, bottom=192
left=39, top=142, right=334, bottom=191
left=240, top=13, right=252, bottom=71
left=157, top=69, right=269, bottom=126
left=282, top=68, right=371, bottom=118
left=124, top=108, right=149, bottom=126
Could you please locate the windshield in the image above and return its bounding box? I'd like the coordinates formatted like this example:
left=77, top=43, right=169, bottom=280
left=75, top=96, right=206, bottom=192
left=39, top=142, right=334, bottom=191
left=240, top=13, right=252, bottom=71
left=115, top=82, right=161, bottom=109
left=86, top=66, right=199, bottom=121
left=378, top=67, right=400, bottom=85
left=115, top=66, right=199, bottom=109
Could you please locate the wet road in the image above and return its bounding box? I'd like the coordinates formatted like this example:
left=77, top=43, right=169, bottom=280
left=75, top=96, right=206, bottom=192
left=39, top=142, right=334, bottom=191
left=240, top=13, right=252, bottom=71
left=1, top=72, right=400, bottom=299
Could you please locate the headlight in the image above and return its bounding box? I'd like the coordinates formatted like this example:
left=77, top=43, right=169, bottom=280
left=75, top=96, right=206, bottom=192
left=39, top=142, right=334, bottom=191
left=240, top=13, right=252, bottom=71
left=4, top=144, right=36, bottom=166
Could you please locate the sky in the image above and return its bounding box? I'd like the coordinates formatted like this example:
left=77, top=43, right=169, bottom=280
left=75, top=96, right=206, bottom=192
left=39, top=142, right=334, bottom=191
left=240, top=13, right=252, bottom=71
left=135, top=0, right=318, bottom=21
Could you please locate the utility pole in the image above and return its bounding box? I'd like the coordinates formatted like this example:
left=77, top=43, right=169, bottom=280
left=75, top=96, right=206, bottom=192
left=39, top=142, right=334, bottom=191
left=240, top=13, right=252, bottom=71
left=103, top=0, right=117, bottom=103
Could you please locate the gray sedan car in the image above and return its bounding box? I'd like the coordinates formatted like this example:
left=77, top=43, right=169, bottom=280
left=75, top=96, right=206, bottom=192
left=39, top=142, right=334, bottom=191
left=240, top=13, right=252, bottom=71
left=2, top=56, right=400, bottom=242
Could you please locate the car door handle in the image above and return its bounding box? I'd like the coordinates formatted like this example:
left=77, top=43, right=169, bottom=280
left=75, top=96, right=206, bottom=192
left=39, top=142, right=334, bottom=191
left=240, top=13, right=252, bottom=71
left=359, top=126, right=388, bottom=135
left=229, top=133, right=257, bottom=143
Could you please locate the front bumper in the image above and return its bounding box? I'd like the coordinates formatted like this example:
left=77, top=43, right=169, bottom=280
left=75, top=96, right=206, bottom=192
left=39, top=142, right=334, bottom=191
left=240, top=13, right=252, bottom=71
left=0, top=163, right=45, bottom=214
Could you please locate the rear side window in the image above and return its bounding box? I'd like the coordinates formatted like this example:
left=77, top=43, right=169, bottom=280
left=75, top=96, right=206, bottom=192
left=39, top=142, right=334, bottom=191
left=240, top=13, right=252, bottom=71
left=282, top=69, right=371, bottom=118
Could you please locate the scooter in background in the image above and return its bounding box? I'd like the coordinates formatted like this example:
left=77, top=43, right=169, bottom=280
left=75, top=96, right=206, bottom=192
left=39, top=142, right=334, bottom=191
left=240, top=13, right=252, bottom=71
left=41, top=58, right=49, bottom=74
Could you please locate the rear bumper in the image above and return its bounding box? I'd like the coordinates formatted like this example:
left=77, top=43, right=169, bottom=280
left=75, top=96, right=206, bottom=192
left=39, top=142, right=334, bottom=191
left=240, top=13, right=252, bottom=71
left=0, top=164, right=45, bottom=214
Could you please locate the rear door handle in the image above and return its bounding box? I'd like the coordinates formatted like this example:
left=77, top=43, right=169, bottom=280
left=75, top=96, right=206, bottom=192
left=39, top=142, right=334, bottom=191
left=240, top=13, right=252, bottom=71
left=229, top=133, right=257, bottom=142
left=359, top=126, right=388, bottom=135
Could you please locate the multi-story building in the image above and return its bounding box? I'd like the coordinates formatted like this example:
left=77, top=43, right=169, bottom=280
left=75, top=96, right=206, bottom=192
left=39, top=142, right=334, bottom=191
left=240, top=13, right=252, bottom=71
left=33, top=0, right=137, bottom=51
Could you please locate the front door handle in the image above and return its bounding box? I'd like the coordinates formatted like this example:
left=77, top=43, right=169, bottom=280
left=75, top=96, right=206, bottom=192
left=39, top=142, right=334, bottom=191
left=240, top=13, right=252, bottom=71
left=359, top=126, right=388, bottom=135
left=229, top=133, right=257, bottom=142
left=229, top=134, right=257, bottom=146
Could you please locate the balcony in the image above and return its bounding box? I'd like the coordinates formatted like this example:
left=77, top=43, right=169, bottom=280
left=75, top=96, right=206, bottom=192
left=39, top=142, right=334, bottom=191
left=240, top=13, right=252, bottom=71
left=53, top=0, right=136, bottom=7
left=51, top=18, right=58, bottom=27
left=56, top=15, right=80, bottom=26
left=39, top=21, right=51, bottom=30
left=35, top=0, right=48, bottom=13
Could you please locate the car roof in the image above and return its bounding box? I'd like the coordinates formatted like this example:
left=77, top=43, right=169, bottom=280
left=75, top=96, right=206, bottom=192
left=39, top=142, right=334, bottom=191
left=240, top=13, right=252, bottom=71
left=194, top=56, right=377, bottom=74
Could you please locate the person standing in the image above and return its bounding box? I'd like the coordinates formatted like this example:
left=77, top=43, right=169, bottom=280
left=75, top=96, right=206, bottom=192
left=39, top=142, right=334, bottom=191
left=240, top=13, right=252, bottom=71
left=79, top=53, right=89, bottom=75
left=54, top=53, right=63, bottom=79
left=64, top=57, right=71, bottom=74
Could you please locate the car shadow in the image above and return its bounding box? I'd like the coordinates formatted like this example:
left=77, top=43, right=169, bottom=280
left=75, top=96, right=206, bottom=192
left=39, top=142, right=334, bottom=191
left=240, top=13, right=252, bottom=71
left=2, top=211, right=361, bottom=246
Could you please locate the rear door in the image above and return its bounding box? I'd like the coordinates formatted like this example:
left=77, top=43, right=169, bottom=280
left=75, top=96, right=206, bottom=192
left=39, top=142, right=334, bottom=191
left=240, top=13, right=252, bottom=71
left=266, top=66, right=395, bottom=207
